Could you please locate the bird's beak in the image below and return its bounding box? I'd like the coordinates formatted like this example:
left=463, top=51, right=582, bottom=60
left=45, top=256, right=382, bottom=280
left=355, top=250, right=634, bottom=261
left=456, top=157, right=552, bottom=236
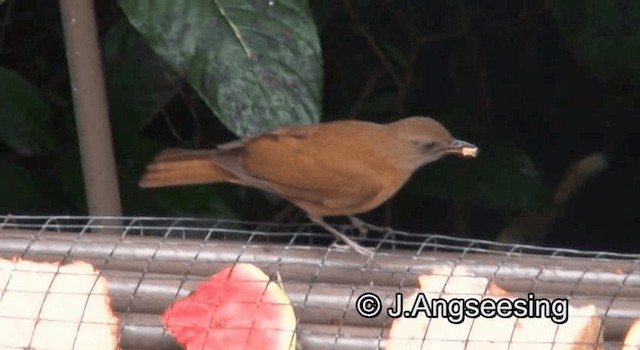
left=446, top=139, right=478, bottom=157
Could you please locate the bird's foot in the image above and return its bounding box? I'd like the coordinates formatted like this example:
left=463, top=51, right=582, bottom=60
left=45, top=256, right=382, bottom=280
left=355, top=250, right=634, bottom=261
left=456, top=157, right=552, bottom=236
left=329, top=242, right=351, bottom=250
left=348, top=216, right=408, bottom=238
left=329, top=242, right=379, bottom=268
left=311, top=216, right=380, bottom=268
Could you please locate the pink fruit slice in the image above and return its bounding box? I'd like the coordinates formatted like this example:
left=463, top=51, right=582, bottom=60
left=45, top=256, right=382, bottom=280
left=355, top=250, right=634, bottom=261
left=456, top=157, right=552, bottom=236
left=161, top=263, right=297, bottom=350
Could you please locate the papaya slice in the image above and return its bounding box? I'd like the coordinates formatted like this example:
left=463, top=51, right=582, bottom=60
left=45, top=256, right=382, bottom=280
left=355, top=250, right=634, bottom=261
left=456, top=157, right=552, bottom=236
left=161, top=263, right=297, bottom=350
left=387, top=266, right=602, bottom=349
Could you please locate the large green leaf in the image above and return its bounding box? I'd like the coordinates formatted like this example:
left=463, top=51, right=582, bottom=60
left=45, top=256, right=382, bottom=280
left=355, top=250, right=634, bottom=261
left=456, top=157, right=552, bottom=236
left=550, top=0, right=640, bottom=85
left=102, top=19, right=183, bottom=130
left=102, top=20, right=185, bottom=214
left=118, top=0, right=323, bottom=136
left=0, top=67, right=54, bottom=156
left=99, top=19, right=252, bottom=218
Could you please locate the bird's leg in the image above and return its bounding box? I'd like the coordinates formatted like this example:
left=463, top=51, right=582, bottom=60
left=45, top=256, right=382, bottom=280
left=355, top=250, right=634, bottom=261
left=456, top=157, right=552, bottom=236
left=309, top=216, right=377, bottom=259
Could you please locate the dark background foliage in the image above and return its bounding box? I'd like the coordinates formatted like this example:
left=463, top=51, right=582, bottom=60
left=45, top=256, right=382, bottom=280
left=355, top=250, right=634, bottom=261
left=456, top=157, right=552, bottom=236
left=0, top=0, right=638, bottom=252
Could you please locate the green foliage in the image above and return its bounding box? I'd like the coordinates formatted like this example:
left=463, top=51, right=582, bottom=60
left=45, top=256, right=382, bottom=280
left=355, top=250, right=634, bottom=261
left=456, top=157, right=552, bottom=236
left=144, top=186, right=239, bottom=219
left=0, top=158, right=42, bottom=211
left=56, top=127, right=87, bottom=211
left=100, top=20, right=236, bottom=217
left=118, top=0, right=323, bottom=136
left=472, top=142, right=554, bottom=211
left=551, top=0, right=640, bottom=90
left=102, top=19, right=179, bottom=213
left=102, top=19, right=184, bottom=131
left=406, top=111, right=554, bottom=211
left=0, top=67, right=55, bottom=156
left=1, top=1, right=589, bottom=229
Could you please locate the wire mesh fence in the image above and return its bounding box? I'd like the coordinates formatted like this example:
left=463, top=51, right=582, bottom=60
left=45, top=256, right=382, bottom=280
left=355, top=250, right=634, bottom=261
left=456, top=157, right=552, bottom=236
left=0, top=215, right=638, bottom=349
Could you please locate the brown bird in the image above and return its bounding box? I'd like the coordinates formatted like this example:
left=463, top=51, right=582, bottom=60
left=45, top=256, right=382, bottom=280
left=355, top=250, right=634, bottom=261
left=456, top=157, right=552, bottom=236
left=140, top=116, right=478, bottom=258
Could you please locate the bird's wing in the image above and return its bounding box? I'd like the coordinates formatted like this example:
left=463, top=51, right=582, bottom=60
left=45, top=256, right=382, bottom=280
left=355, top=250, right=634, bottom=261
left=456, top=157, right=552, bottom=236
left=213, top=124, right=385, bottom=209
left=215, top=124, right=315, bottom=150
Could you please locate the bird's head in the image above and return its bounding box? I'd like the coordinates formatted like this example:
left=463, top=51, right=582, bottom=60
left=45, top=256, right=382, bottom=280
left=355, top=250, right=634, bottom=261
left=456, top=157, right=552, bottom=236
left=389, top=116, right=478, bottom=168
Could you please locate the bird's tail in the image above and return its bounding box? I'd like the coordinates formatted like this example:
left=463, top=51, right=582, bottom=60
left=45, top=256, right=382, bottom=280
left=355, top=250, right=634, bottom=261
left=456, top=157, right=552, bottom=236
left=139, top=148, right=236, bottom=188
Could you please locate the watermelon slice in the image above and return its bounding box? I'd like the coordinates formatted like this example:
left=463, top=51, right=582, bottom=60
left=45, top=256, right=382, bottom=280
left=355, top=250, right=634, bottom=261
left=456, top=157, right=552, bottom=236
left=161, top=263, right=297, bottom=350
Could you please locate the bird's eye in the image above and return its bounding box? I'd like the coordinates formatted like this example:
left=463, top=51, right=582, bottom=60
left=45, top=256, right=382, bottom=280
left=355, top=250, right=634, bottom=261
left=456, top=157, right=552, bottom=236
left=421, top=141, right=437, bottom=150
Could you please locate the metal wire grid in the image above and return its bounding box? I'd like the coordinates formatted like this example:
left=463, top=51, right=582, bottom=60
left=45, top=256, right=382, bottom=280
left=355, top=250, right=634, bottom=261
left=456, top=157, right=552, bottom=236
left=0, top=215, right=638, bottom=349
left=2, top=215, right=640, bottom=258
